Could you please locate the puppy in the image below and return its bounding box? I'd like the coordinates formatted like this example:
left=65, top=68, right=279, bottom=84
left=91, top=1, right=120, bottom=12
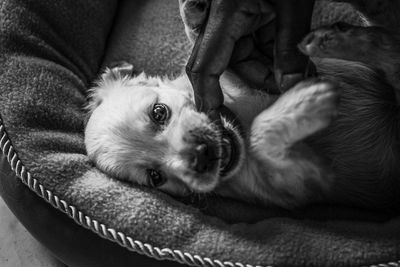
left=85, top=0, right=400, bottom=209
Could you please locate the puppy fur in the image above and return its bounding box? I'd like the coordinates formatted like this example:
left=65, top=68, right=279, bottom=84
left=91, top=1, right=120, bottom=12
left=85, top=0, right=400, bottom=210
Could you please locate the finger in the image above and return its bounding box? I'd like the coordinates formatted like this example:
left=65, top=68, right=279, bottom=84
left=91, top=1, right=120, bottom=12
left=227, top=20, right=276, bottom=92
left=229, top=34, right=276, bottom=93
left=231, top=59, right=274, bottom=89
left=231, top=56, right=277, bottom=94
left=226, top=33, right=275, bottom=92
left=274, top=0, right=315, bottom=91
left=186, top=1, right=237, bottom=112
left=186, top=0, right=275, bottom=112
left=254, top=21, right=275, bottom=59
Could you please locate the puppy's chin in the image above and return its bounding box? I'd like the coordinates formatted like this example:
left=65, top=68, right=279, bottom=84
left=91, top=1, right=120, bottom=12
left=185, top=173, right=221, bottom=193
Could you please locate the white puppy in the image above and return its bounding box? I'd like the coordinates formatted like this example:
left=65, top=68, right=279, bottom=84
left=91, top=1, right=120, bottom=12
left=85, top=66, right=337, bottom=207
left=85, top=0, right=400, bottom=209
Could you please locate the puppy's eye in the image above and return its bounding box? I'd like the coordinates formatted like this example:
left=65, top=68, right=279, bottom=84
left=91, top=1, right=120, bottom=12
left=151, top=103, right=170, bottom=124
left=146, top=169, right=166, bottom=188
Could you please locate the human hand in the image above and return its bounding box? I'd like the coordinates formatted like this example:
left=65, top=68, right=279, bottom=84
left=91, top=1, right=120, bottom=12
left=274, top=0, right=316, bottom=91
left=183, top=0, right=276, bottom=124
left=182, top=0, right=315, bottom=122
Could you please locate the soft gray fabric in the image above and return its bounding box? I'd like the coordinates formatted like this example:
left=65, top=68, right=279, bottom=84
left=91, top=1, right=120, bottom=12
left=1, top=0, right=400, bottom=266
left=103, top=0, right=192, bottom=77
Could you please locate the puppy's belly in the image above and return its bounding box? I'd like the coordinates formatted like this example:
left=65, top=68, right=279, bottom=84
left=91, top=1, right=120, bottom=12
left=220, top=61, right=399, bottom=208
left=306, top=63, right=399, bottom=208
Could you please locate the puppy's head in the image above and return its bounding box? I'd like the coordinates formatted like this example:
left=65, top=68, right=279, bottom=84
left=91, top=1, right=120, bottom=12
left=85, top=70, right=244, bottom=196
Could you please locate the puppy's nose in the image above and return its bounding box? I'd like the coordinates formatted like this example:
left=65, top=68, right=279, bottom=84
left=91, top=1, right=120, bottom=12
left=189, top=143, right=216, bottom=173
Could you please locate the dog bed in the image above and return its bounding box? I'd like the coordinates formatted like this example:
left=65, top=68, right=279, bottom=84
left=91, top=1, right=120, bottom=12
left=1, top=0, right=400, bottom=266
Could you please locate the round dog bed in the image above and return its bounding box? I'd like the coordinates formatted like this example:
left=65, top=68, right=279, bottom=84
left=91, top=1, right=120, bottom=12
left=1, top=0, right=400, bottom=266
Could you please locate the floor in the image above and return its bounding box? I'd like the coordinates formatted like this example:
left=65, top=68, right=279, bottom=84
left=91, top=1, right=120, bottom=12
left=0, top=196, right=66, bottom=267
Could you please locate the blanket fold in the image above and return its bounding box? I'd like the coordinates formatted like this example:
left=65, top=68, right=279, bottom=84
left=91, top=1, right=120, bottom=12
left=1, top=0, right=399, bottom=266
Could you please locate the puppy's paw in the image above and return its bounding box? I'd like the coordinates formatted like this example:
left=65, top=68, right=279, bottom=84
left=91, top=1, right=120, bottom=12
left=281, top=80, right=339, bottom=142
left=298, top=22, right=355, bottom=58
left=271, top=79, right=339, bottom=144
left=250, top=80, right=338, bottom=152
left=101, top=61, right=134, bottom=81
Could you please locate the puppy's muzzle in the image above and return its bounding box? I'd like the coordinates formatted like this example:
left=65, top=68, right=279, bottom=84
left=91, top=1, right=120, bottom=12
left=188, top=141, right=219, bottom=174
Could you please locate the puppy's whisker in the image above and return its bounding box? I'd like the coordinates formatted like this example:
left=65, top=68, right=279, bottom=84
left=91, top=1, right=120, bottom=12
left=196, top=193, right=211, bottom=211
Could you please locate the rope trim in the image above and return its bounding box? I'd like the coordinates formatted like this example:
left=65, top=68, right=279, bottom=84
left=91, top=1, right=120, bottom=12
left=0, top=117, right=399, bottom=267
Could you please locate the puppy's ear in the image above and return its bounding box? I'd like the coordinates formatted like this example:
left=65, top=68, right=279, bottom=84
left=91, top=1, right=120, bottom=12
left=85, top=86, right=105, bottom=115
left=86, top=62, right=135, bottom=113
left=101, top=61, right=135, bottom=81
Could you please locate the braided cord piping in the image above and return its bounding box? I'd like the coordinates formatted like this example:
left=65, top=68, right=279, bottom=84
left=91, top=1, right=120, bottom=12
left=0, top=117, right=399, bottom=267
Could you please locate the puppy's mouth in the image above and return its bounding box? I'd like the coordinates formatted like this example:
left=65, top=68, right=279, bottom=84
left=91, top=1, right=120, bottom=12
left=217, top=107, right=244, bottom=179
left=219, top=129, right=238, bottom=177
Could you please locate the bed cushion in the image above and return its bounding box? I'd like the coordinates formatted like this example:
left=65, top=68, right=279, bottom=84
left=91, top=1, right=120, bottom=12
left=1, top=0, right=400, bottom=266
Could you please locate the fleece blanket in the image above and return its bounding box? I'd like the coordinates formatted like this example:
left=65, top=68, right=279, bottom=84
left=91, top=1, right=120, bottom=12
left=1, top=0, right=400, bottom=266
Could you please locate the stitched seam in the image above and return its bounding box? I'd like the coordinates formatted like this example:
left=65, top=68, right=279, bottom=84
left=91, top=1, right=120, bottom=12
left=0, top=117, right=398, bottom=267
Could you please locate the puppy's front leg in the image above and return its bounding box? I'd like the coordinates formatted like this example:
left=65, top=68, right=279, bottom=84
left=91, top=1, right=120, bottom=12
left=299, top=22, right=400, bottom=102
left=249, top=80, right=338, bottom=207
